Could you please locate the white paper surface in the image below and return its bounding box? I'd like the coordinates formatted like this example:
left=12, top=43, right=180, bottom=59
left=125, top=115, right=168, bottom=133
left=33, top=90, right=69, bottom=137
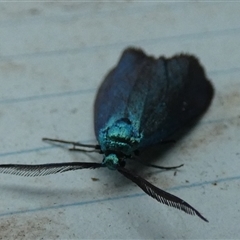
left=0, top=2, right=239, bottom=239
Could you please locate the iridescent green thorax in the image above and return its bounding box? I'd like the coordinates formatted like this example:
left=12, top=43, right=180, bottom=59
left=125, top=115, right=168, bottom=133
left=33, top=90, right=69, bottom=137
left=98, top=118, right=142, bottom=156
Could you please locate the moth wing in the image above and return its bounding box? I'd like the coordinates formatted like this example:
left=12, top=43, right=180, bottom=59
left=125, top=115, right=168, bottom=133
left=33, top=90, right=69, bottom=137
left=94, top=48, right=213, bottom=148
left=94, top=48, right=151, bottom=139
left=128, top=54, right=214, bottom=148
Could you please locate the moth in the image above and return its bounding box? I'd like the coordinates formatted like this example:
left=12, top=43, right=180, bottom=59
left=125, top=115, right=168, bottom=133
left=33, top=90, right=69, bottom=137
left=0, top=48, right=213, bottom=222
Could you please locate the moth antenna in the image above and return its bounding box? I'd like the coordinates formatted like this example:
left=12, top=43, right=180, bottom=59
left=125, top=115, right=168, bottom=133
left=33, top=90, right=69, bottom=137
left=0, top=162, right=104, bottom=177
left=117, top=166, right=208, bottom=222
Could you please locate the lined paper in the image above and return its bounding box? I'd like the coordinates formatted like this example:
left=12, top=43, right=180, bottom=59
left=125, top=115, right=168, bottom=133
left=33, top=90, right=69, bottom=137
left=0, top=2, right=239, bottom=239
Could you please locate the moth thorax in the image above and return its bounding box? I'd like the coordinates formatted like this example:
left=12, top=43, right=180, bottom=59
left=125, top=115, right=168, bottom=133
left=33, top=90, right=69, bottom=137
left=99, top=118, right=142, bottom=155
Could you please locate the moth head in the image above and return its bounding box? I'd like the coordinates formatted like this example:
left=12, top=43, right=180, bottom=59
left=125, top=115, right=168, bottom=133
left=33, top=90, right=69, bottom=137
left=102, top=153, right=125, bottom=170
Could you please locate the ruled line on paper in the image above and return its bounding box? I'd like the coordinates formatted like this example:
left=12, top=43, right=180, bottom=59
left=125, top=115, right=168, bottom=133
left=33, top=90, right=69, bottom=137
left=0, top=66, right=239, bottom=105
left=1, top=26, right=240, bottom=61
left=0, top=173, right=239, bottom=218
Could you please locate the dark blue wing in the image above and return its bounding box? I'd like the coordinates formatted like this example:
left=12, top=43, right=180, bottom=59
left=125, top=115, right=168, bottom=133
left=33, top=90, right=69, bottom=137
left=94, top=48, right=148, bottom=137
left=94, top=48, right=213, bottom=148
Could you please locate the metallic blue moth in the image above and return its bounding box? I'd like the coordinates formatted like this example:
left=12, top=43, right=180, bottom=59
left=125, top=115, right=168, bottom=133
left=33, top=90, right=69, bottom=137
left=0, top=48, right=213, bottom=222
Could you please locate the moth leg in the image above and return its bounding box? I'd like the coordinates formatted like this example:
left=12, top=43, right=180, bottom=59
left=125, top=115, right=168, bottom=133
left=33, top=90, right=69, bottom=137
left=140, top=162, right=184, bottom=170
left=129, top=157, right=183, bottom=170
left=160, top=139, right=176, bottom=144
left=69, top=147, right=102, bottom=153
left=42, top=137, right=101, bottom=151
